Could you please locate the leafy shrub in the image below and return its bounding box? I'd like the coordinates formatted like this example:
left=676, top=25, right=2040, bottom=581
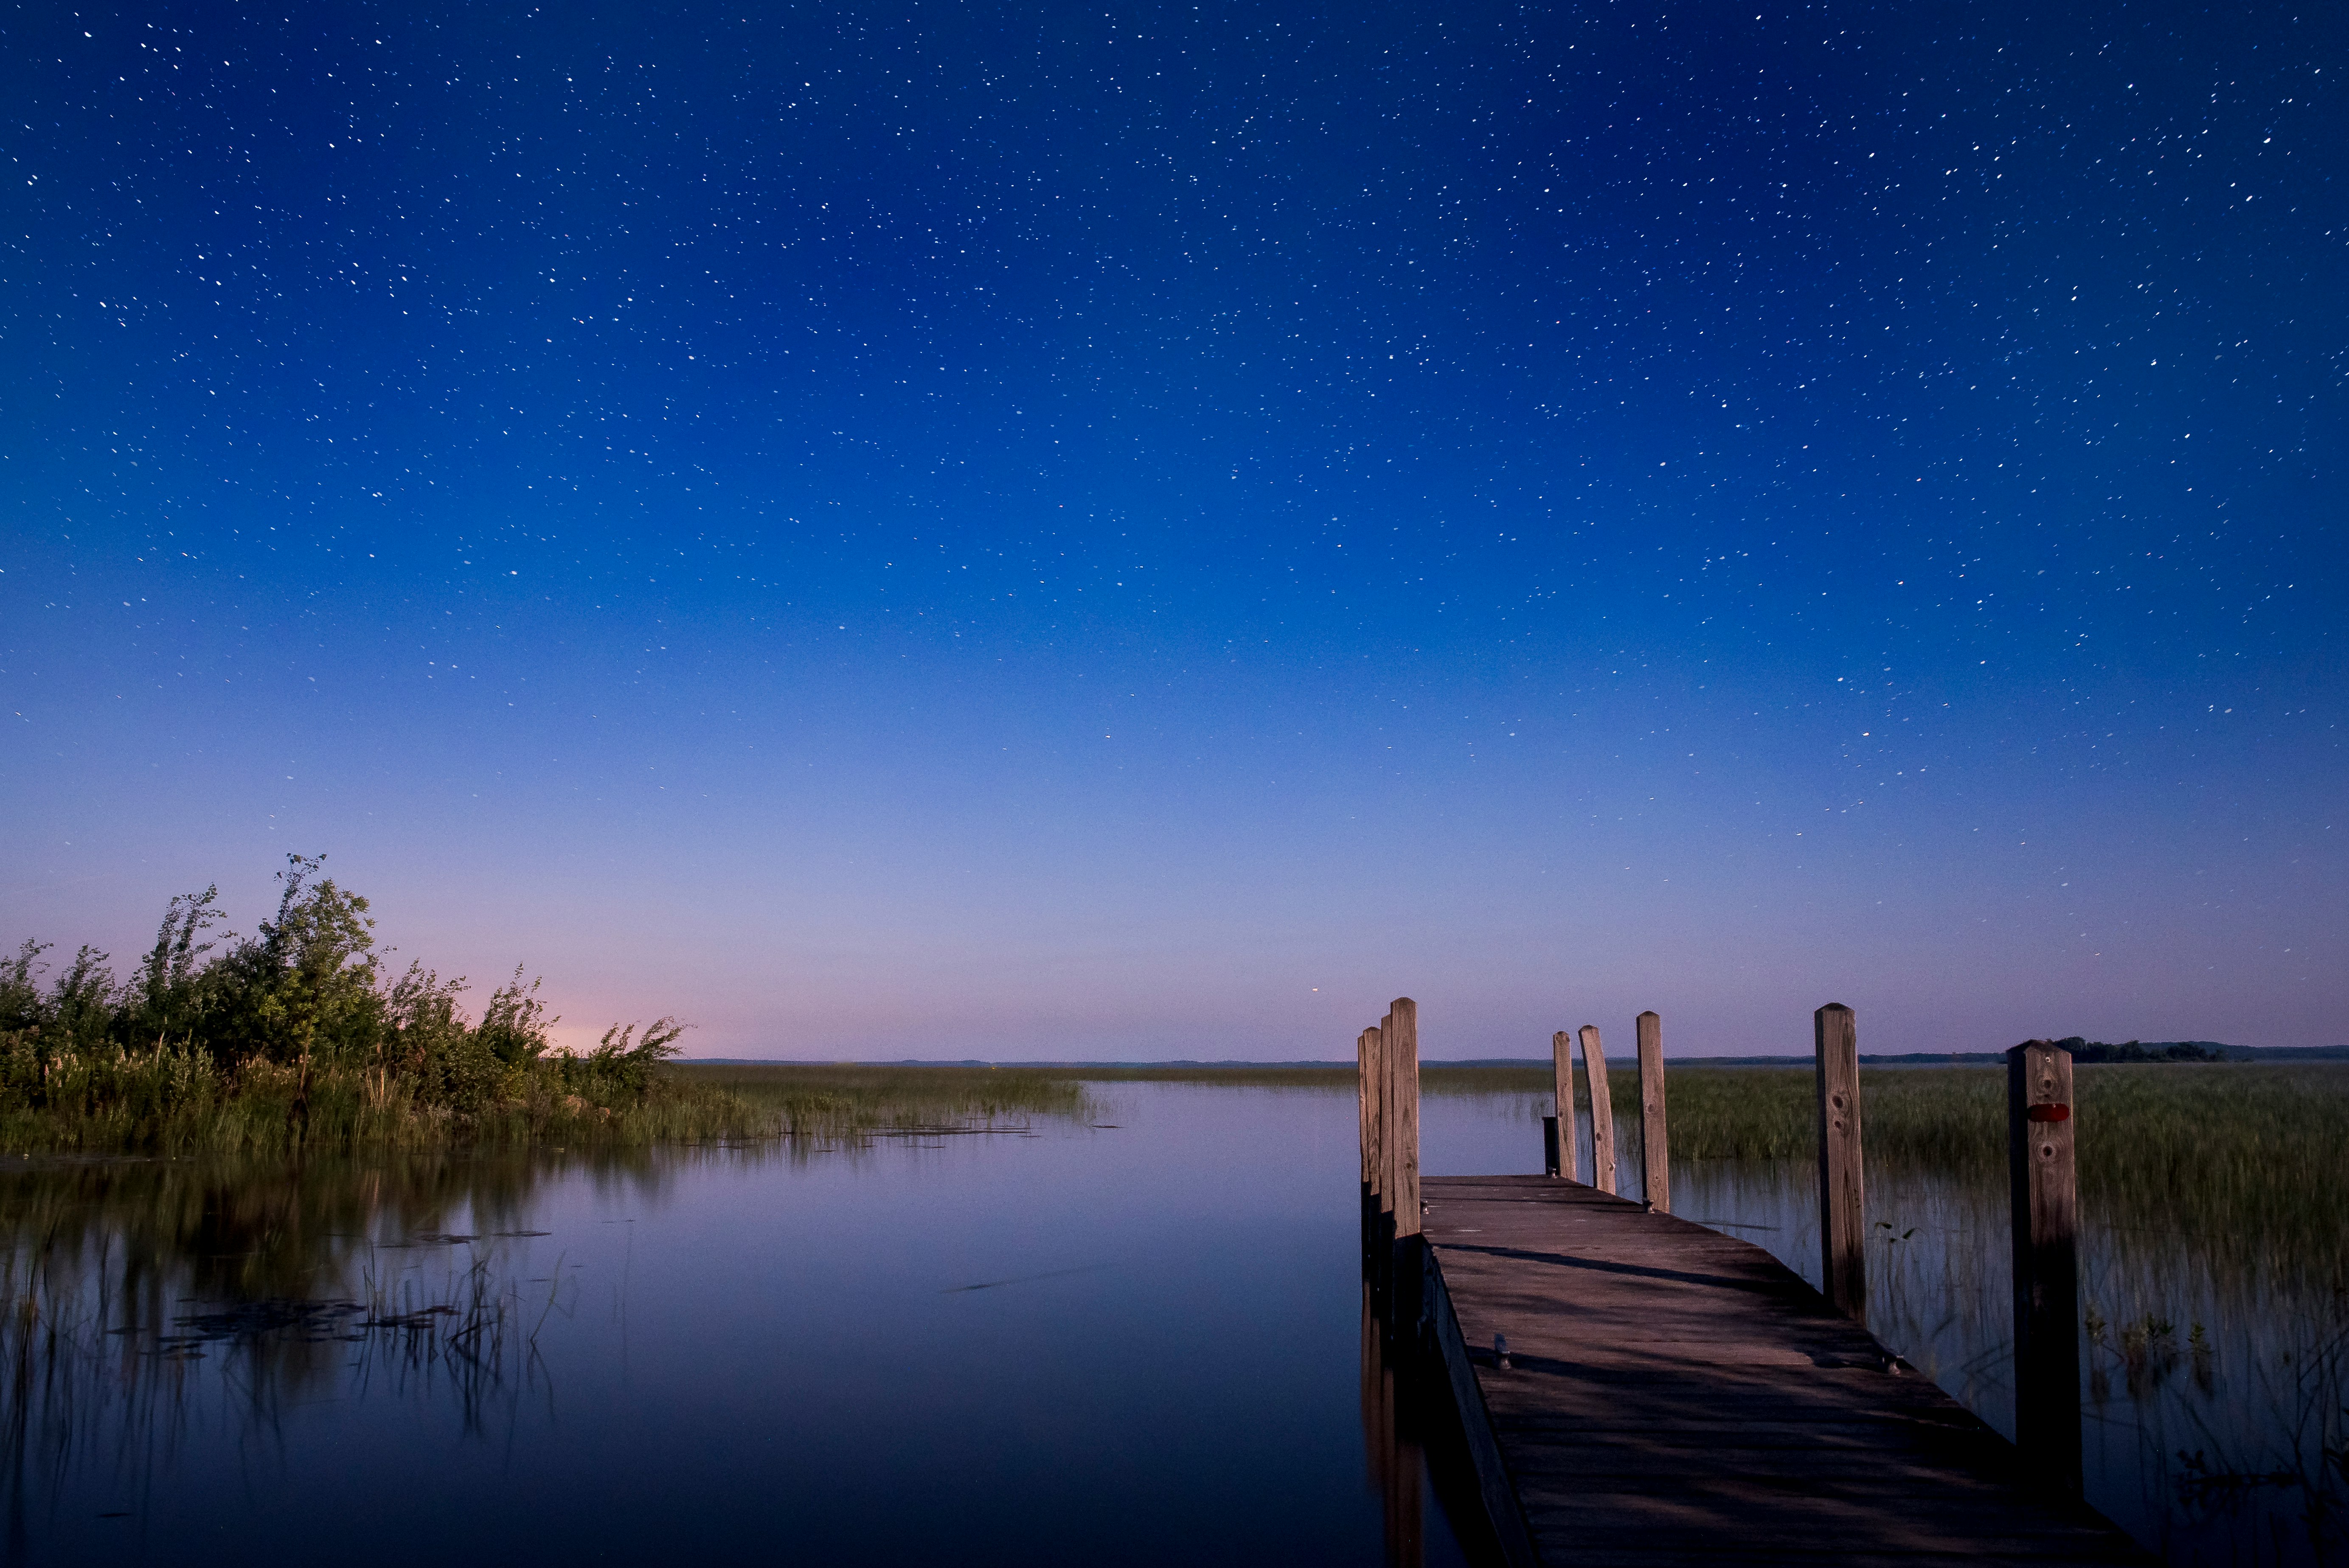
left=0, top=855, right=695, bottom=1151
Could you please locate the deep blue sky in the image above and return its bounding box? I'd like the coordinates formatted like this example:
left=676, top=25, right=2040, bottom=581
left=4, top=1, right=2342, bottom=1058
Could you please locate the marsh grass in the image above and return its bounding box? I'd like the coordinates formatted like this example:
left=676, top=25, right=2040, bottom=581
left=949, top=1062, right=1563, bottom=1096
left=1000, top=1058, right=2349, bottom=1288
left=0, top=1056, right=782, bottom=1156
left=1626, top=1064, right=2349, bottom=1285
left=1666, top=1093, right=2349, bottom=1565
left=665, top=1063, right=1096, bottom=1139
left=1019, top=1063, right=1361, bottom=1088
left=0, top=1055, right=1102, bottom=1157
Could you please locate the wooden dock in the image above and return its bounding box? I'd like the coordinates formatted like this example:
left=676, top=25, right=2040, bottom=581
left=1357, top=999, right=2154, bottom=1566
left=1417, top=1177, right=2149, bottom=1565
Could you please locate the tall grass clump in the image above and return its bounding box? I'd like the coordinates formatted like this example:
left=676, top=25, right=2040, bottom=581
left=1355, top=1058, right=2348, bottom=1284
left=1647, top=1063, right=2349, bottom=1284
left=0, top=856, right=728, bottom=1154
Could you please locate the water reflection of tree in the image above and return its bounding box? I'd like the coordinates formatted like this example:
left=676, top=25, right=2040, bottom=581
left=0, top=1147, right=691, bottom=1539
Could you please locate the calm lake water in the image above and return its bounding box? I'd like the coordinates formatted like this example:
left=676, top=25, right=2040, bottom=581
left=5, top=1084, right=2341, bottom=1566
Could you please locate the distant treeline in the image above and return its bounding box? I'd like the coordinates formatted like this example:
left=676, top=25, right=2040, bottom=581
left=1859, top=1040, right=2247, bottom=1066
left=2050, top=1037, right=2234, bottom=1064
left=0, top=856, right=708, bottom=1153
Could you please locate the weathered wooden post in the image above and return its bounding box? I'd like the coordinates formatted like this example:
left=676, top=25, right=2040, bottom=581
left=1371, top=999, right=1424, bottom=1343
left=1636, top=1010, right=1669, bottom=1213
left=2008, top=1039, right=2082, bottom=1496
left=1386, top=998, right=1421, bottom=1240
left=1577, top=1024, right=1616, bottom=1195
left=1360, top=1024, right=1385, bottom=1257
left=1549, top=1028, right=1576, bottom=1178
left=1814, top=1003, right=1866, bottom=1323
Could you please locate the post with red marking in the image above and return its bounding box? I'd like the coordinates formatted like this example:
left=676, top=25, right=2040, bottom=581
left=2008, top=1039, right=2082, bottom=1496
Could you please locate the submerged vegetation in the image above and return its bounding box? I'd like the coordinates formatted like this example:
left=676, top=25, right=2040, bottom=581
left=0, top=857, right=709, bottom=1154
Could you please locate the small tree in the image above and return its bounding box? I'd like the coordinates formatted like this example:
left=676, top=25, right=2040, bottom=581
left=582, top=1018, right=687, bottom=1100
left=476, top=967, right=557, bottom=1066
left=124, top=886, right=226, bottom=1046
left=201, top=856, right=385, bottom=1074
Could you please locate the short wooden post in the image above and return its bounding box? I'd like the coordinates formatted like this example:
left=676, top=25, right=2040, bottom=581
left=1636, top=1010, right=1669, bottom=1213
left=2008, top=1040, right=2082, bottom=1496
left=1386, top=998, right=1421, bottom=1239
left=1814, top=1003, right=1866, bottom=1322
left=1549, top=1029, right=1577, bottom=1181
left=1578, top=1024, right=1616, bottom=1195
left=1541, top=1117, right=1560, bottom=1177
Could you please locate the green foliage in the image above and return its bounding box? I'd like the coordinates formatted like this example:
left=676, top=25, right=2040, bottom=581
left=478, top=967, right=558, bottom=1066
left=0, top=856, right=715, bottom=1154
left=123, top=886, right=226, bottom=1044
left=0, top=940, right=44, bottom=1031
left=195, top=855, right=385, bottom=1072
left=575, top=1017, right=685, bottom=1098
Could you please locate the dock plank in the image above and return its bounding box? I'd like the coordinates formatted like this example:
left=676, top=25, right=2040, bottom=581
left=1421, top=1175, right=2150, bottom=1566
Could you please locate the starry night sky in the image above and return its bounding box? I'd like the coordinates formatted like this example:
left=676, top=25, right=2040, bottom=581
left=4, top=2, right=2343, bottom=1058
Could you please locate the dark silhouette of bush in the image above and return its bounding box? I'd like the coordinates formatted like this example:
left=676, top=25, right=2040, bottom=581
left=2052, top=1036, right=2236, bottom=1064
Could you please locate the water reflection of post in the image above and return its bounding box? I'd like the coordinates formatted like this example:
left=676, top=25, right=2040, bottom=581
left=1360, top=1282, right=1425, bottom=1568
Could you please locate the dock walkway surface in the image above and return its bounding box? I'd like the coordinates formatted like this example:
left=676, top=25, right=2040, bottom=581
left=1420, top=1175, right=2152, bottom=1567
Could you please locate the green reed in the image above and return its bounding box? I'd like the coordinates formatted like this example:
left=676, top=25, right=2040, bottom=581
left=1099, top=1058, right=2349, bottom=1288
left=0, top=1055, right=783, bottom=1155
left=666, top=1063, right=1096, bottom=1138
left=1000, top=1063, right=1565, bottom=1095
left=1616, top=1063, right=2349, bottom=1288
